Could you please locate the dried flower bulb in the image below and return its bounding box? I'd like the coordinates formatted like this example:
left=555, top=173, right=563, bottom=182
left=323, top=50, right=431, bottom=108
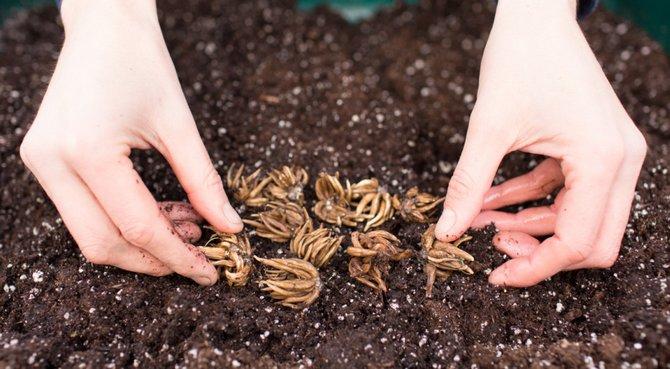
left=255, top=257, right=321, bottom=309
left=199, top=232, right=253, bottom=286
left=226, top=164, right=272, bottom=207
left=313, top=172, right=360, bottom=226
left=290, top=220, right=343, bottom=268
left=345, top=230, right=412, bottom=292
left=421, top=224, right=474, bottom=298
left=244, top=201, right=310, bottom=242
left=392, top=187, right=444, bottom=223
left=265, top=166, right=309, bottom=205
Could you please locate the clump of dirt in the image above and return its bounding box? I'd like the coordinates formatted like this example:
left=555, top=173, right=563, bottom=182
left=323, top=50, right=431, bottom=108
left=1, top=0, right=669, bottom=368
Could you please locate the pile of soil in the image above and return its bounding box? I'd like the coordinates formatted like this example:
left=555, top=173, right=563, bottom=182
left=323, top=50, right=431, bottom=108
left=1, top=0, right=669, bottom=367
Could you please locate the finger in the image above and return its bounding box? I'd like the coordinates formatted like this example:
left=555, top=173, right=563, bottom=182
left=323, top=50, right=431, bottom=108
left=492, top=231, right=540, bottom=258
left=482, top=158, right=563, bottom=210
left=75, top=151, right=218, bottom=285
left=436, top=110, right=513, bottom=242
left=155, top=105, right=243, bottom=233
left=26, top=160, right=171, bottom=276
left=488, top=156, right=618, bottom=287
left=472, top=207, right=556, bottom=236
left=568, top=130, right=646, bottom=270
left=159, top=201, right=204, bottom=223
left=174, top=221, right=202, bottom=243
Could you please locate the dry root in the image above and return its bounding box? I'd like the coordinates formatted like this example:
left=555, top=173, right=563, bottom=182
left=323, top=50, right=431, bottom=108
left=226, top=164, right=272, bottom=207
left=264, top=166, right=309, bottom=205
left=199, top=232, right=253, bottom=287
left=421, top=224, right=474, bottom=298
left=346, top=230, right=412, bottom=292
left=243, top=201, right=310, bottom=242
left=392, top=187, right=444, bottom=223
left=349, top=178, right=395, bottom=231
left=255, top=257, right=321, bottom=309
left=227, top=164, right=309, bottom=207
left=290, top=219, right=343, bottom=268
left=313, top=173, right=394, bottom=230
left=313, top=173, right=360, bottom=226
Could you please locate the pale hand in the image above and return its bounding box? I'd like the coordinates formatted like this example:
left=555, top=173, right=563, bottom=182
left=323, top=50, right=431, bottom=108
left=20, top=0, right=242, bottom=285
left=435, top=0, right=647, bottom=287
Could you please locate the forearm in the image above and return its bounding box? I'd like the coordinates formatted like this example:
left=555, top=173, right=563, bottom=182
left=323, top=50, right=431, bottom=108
left=496, top=0, right=598, bottom=21
left=60, top=0, right=159, bottom=37
left=496, top=0, right=577, bottom=22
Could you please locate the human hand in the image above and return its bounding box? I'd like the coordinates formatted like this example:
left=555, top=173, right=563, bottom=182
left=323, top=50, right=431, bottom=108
left=19, top=0, right=243, bottom=285
left=435, top=0, right=647, bottom=287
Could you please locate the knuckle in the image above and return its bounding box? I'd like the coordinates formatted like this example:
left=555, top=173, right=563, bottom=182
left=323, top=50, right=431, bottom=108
left=79, top=243, right=111, bottom=265
left=627, top=129, right=648, bottom=165
left=203, top=165, right=224, bottom=190
left=594, top=138, right=625, bottom=165
left=120, top=222, right=156, bottom=248
left=447, top=167, right=476, bottom=202
left=564, top=242, right=590, bottom=264
left=19, top=131, right=50, bottom=170
left=594, top=255, right=618, bottom=269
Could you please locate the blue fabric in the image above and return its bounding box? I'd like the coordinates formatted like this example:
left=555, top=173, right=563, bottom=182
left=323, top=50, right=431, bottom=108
left=578, top=0, right=599, bottom=19
left=56, top=0, right=62, bottom=9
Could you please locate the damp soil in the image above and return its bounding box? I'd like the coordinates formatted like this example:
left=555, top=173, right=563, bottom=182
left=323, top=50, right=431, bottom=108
left=1, top=1, right=669, bottom=368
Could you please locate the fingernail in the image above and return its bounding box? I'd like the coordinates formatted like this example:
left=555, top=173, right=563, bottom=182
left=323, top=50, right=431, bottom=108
left=222, top=203, right=243, bottom=226
left=197, top=276, right=211, bottom=285
left=197, top=274, right=216, bottom=286
left=436, top=207, right=456, bottom=238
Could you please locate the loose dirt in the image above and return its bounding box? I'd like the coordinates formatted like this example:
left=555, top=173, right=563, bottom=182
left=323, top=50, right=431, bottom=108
left=1, top=1, right=668, bottom=368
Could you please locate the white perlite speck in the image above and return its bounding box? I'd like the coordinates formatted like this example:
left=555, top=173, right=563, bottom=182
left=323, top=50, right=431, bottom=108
left=556, top=302, right=565, bottom=313
left=32, top=271, right=44, bottom=283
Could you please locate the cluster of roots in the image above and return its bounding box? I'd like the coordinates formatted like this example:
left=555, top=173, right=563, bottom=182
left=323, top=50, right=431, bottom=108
left=198, top=232, right=253, bottom=287
left=226, top=164, right=309, bottom=207
left=255, top=257, right=321, bottom=309
left=421, top=224, right=474, bottom=298
left=314, top=173, right=394, bottom=231
left=346, top=230, right=412, bottom=292
left=198, top=163, right=474, bottom=308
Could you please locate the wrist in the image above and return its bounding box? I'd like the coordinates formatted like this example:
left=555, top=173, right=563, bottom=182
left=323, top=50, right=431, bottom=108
left=496, top=0, right=578, bottom=23
left=61, top=0, right=159, bottom=37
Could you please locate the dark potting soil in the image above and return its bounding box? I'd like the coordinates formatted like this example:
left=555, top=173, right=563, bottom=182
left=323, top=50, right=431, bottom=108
left=1, top=1, right=669, bottom=368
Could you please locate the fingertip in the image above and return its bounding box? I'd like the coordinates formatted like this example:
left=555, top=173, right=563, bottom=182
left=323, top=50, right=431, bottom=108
left=435, top=207, right=459, bottom=241
left=193, top=199, right=243, bottom=234
left=174, top=221, right=203, bottom=243
left=488, top=265, right=508, bottom=286
left=196, top=262, right=219, bottom=286
left=159, top=201, right=204, bottom=223
left=220, top=202, right=244, bottom=232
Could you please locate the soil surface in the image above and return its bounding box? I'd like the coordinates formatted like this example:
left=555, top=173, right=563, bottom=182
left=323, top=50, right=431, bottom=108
left=1, top=1, right=669, bottom=368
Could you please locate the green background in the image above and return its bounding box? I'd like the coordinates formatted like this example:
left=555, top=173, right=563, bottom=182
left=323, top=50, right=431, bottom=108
left=1, top=0, right=668, bottom=52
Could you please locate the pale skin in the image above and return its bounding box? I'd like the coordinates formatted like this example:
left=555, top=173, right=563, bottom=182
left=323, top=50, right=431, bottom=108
left=435, top=0, right=647, bottom=287
left=20, top=0, right=646, bottom=287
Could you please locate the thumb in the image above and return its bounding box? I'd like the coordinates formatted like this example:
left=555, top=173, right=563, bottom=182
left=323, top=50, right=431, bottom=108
left=156, top=104, right=243, bottom=234
left=436, top=112, right=511, bottom=241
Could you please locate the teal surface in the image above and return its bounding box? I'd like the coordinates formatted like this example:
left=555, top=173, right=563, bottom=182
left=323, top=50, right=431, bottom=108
left=602, top=0, right=669, bottom=51
left=0, top=0, right=49, bottom=19
left=298, top=0, right=416, bottom=22
left=299, top=0, right=669, bottom=51
left=1, top=0, right=668, bottom=52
